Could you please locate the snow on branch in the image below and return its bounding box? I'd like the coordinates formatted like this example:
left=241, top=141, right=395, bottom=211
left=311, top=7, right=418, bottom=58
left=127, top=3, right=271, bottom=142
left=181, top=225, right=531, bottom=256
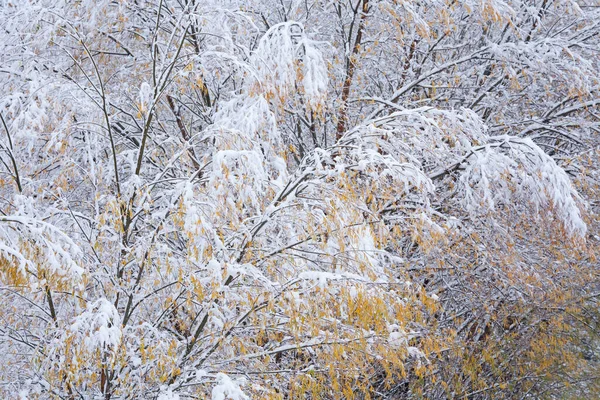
left=457, top=136, right=586, bottom=235
left=342, top=107, right=586, bottom=236
left=0, top=213, right=84, bottom=284
left=250, top=21, right=328, bottom=108
left=69, top=298, right=123, bottom=353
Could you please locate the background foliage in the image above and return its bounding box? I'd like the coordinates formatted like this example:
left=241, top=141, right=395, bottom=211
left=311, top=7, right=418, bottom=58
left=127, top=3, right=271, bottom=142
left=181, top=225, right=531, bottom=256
left=0, top=0, right=599, bottom=398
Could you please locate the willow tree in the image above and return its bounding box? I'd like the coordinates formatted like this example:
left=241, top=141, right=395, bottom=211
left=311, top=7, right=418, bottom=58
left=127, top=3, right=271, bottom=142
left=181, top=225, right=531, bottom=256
left=0, top=0, right=598, bottom=399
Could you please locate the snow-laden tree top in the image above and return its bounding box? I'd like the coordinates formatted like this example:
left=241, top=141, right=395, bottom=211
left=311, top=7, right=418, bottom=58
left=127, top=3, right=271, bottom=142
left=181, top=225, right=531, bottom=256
left=0, top=0, right=598, bottom=398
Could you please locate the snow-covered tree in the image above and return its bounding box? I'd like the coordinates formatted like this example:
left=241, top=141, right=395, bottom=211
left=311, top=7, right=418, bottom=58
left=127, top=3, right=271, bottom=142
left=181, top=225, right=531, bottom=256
left=0, top=0, right=598, bottom=398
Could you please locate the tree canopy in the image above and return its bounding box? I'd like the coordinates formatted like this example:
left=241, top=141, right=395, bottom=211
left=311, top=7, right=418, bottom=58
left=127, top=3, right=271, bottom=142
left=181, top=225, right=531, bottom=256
left=0, top=0, right=599, bottom=398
